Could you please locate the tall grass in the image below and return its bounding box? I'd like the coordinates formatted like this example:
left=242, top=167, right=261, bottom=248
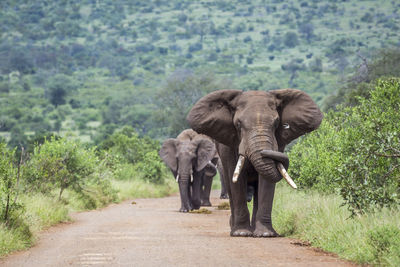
left=0, top=194, right=70, bottom=257
left=272, top=183, right=400, bottom=266
left=111, top=178, right=177, bottom=200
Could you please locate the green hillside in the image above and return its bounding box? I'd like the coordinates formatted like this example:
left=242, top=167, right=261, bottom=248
left=0, top=0, right=399, bottom=144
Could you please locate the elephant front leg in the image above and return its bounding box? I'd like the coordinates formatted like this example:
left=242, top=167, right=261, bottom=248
left=253, top=178, right=279, bottom=237
left=178, top=181, right=193, bottom=212
left=229, top=176, right=252, bottom=237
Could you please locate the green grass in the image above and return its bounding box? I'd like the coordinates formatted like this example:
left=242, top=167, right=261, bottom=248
left=270, top=183, right=400, bottom=266
left=23, top=194, right=71, bottom=232
left=0, top=223, right=32, bottom=257
left=0, top=194, right=70, bottom=257
left=111, top=178, right=177, bottom=200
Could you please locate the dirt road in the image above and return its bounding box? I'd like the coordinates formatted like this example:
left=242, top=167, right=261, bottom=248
left=1, top=191, right=354, bottom=267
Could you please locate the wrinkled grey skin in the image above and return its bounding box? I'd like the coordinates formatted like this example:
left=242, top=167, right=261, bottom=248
left=217, top=158, right=229, bottom=199
left=187, top=89, right=323, bottom=237
left=159, top=129, right=218, bottom=212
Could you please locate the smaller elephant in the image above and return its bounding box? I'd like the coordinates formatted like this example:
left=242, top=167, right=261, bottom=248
left=159, top=129, right=219, bottom=212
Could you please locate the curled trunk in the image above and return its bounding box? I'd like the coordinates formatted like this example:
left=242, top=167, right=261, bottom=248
left=246, top=131, right=282, bottom=183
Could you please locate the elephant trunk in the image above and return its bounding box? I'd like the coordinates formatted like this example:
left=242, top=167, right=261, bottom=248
left=246, top=129, right=283, bottom=183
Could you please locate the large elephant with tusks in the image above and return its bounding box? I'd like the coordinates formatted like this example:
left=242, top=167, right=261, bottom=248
left=187, top=89, right=323, bottom=237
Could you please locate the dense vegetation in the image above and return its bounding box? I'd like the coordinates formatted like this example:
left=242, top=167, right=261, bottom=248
left=290, top=78, right=400, bottom=215
left=1, top=0, right=400, bottom=143
left=0, top=128, right=175, bottom=256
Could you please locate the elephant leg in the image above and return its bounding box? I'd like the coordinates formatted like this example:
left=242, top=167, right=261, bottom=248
left=190, top=172, right=202, bottom=210
left=217, top=143, right=252, bottom=237
left=200, top=174, right=213, bottom=206
left=253, top=177, right=279, bottom=237
left=250, top=183, right=258, bottom=231
left=218, top=163, right=229, bottom=199
left=178, top=181, right=193, bottom=212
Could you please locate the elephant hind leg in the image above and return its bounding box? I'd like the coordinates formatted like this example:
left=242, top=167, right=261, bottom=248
left=200, top=175, right=213, bottom=206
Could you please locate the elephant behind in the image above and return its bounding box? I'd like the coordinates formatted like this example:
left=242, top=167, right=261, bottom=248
left=159, top=129, right=219, bottom=212
left=187, top=89, right=323, bottom=236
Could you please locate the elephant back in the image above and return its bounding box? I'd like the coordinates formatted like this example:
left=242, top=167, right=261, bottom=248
left=177, top=129, right=198, bottom=141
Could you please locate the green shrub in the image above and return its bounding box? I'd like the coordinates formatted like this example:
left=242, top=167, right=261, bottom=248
left=289, top=78, right=400, bottom=215
left=0, top=143, right=24, bottom=225
left=24, top=137, right=98, bottom=199
left=134, top=151, right=165, bottom=184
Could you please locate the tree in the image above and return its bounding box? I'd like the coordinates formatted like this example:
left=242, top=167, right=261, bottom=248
left=25, top=137, right=97, bottom=199
left=323, top=48, right=400, bottom=110
left=298, top=23, right=315, bottom=42
left=47, top=74, right=77, bottom=106
left=155, top=70, right=232, bottom=137
left=281, top=59, right=306, bottom=86
left=283, top=32, right=299, bottom=48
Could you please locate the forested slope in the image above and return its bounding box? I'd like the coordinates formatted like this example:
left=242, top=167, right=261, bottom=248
left=1, top=0, right=399, bottom=144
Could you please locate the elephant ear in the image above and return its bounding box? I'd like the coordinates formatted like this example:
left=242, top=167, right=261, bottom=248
left=271, top=89, right=323, bottom=148
left=187, top=90, right=243, bottom=146
left=159, top=139, right=179, bottom=173
left=193, top=138, right=217, bottom=171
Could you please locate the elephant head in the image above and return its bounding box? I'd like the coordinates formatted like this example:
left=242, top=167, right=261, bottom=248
left=187, top=89, right=323, bottom=186
left=159, top=129, right=217, bottom=212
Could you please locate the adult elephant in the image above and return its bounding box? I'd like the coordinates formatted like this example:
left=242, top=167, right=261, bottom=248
left=159, top=129, right=219, bottom=212
left=187, top=89, right=323, bottom=237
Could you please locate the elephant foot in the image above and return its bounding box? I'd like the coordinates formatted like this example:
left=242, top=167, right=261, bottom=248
left=179, top=208, right=190, bottom=213
left=201, top=200, right=212, bottom=206
left=231, top=229, right=253, bottom=237
left=220, top=193, right=229, bottom=199
left=179, top=203, right=194, bottom=213
left=192, top=204, right=200, bottom=210
left=253, top=221, right=279, bottom=238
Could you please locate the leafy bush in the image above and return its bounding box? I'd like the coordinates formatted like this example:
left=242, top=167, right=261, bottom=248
left=99, top=127, right=165, bottom=184
left=289, top=78, right=400, bottom=215
left=134, top=151, right=165, bottom=184
left=24, top=137, right=98, bottom=199
left=0, top=143, right=24, bottom=224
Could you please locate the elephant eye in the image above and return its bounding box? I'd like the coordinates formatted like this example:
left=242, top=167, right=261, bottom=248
left=283, top=123, right=290, bottom=129
left=236, top=121, right=241, bottom=130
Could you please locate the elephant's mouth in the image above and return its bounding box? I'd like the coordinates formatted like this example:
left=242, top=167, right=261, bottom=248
left=232, top=150, right=297, bottom=189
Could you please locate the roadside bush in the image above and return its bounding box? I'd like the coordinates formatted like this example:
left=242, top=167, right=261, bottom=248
left=289, top=78, right=400, bottom=215
left=0, top=143, right=24, bottom=225
left=24, top=137, right=98, bottom=199
left=134, top=151, right=165, bottom=184
left=99, top=127, right=165, bottom=184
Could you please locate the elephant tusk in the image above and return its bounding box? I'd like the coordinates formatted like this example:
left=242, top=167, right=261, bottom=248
left=175, top=174, right=179, bottom=183
left=209, top=160, right=217, bottom=170
left=232, top=155, right=245, bottom=183
left=191, top=170, right=194, bottom=183
left=277, top=163, right=297, bottom=189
